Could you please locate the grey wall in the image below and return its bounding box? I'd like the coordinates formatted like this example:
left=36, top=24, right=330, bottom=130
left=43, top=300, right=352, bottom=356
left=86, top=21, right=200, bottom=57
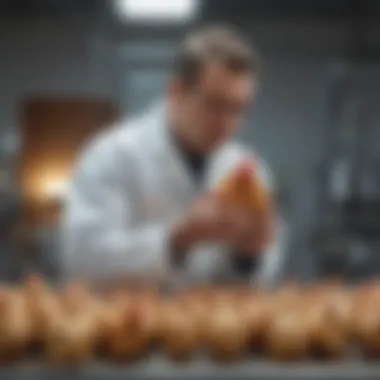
left=1, top=15, right=379, bottom=279
left=123, top=19, right=380, bottom=278
left=0, top=15, right=122, bottom=279
left=0, top=15, right=120, bottom=142
left=247, top=58, right=327, bottom=278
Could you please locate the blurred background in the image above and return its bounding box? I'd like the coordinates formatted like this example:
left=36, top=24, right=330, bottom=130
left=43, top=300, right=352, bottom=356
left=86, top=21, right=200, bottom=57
left=0, top=0, right=379, bottom=284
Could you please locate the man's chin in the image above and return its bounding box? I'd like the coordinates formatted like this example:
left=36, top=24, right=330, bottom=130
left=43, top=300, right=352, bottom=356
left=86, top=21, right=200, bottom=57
left=199, top=143, right=220, bottom=156
left=191, top=137, right=226, bottom=156
left=207, top=139, right=228, bottom=153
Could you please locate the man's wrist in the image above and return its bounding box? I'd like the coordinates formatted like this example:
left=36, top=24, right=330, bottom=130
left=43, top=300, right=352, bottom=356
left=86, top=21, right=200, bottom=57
left=169, top=219, right=195, bottom=264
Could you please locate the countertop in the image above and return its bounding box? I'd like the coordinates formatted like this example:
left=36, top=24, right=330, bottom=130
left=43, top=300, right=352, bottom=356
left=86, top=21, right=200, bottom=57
left=2, top=357, right=380, bottom=379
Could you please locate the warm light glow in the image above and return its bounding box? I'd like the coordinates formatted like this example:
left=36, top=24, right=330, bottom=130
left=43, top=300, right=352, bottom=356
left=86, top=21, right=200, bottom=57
left=115, top=0, right=198, bottom=22
left=43, top=179, right=68, bottom=202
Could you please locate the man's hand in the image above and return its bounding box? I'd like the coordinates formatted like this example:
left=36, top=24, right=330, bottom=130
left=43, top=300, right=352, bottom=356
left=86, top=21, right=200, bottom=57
left=220, top=159, right=276, bottom=257
left=170, top=191, right=251, bottom=257
left=233, top=210, right=276, bottom=257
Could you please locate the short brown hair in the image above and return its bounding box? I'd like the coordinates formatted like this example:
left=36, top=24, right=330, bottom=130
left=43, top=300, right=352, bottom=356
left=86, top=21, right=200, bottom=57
left=174, top=24, right=260, bottom=86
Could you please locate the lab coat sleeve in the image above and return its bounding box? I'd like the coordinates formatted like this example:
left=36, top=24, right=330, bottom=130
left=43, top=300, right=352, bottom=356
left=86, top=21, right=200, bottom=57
left=255, top=216, right=287, bottom=288
left=61, top=136, right=172, bottom=283
left=253, top=160, right=288, bottom=287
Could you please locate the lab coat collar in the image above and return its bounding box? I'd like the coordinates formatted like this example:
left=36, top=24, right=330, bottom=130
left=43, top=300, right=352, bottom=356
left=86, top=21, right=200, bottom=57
left=149, top=101, right=198, bottom=194
left=147, top=100, right=228, bottom=193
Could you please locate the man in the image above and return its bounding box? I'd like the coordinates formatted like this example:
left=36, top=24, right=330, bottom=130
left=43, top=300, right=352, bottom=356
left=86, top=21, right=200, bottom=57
left=62, top=25, right=286, bottom=287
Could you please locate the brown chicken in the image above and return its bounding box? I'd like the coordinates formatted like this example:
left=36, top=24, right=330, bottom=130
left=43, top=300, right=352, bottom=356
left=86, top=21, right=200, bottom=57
left=239, top=290, right=272, bottom=353
left=0, top=287, right=34, bottom=362
left=218, top=160, right=272, bottom=215
left=176, top=289, right=212, bottom=346
left=350, top=284, right=380, bottom=358
left=159, top=301, right=199, bottom=361
left=304, top=287, right=351, bottom=360
left=22, top=275, right=62, bottom=349
left=45, top=282, right=99, bottom=367
left=203, top=302, right=248, bottom=362
left=264, top=302, right=310, bottom=362
left=271, top=281, right=302, bottom=312
left=107, top=296, right=155, bottom=363
left=94, top=292, right=129, bottom=357
left=45, top=311, right=98, bottom=367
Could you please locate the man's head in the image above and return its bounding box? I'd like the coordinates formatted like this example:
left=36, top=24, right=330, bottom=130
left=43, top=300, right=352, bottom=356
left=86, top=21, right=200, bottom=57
left=169, top=25, right=260, bottom=155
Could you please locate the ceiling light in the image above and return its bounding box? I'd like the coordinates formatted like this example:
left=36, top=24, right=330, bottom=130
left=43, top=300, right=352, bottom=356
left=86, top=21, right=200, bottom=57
left=115, top=0, right=199, bottom=22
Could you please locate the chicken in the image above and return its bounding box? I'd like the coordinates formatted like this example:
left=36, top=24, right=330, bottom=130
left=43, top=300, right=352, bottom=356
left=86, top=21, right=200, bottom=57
left=304, top=287, right=351, bottom=360
left=203, top=302, right=248, bottom=362
left=22, top=275, right=62, bottom=349
left=218, top=160, right=272, bottom=215
left=264, top=302, right=310, bottom=362
left=45, top=311, right=98, bottom=367
left=107, top=296, right=155, bottom=363
left=94, top=291, right=130, bottom=357
left=238, top=290, right=271, bottom=353
left=45, top=281, right=99, bottom=367
left=0, top=287, right=34, bottom=362
left=350, top=283, right=380, bottom=358
left=159, top=301, right=199, bottom=361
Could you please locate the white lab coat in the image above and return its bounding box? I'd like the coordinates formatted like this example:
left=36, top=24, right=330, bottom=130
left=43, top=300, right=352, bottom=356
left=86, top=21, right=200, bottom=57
left=61, top=102, right=286, bottom=287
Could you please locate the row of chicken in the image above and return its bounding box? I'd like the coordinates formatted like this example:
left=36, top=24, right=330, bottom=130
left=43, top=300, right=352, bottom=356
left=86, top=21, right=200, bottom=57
left=1, top=276, right=380, bottom=366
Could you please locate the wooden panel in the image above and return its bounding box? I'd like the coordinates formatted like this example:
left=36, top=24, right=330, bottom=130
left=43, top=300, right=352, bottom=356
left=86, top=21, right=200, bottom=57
left=20, top=98, right=119, bottom=227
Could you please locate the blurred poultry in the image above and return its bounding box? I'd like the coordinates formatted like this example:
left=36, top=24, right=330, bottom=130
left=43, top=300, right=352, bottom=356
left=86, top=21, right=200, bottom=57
left=22, top=275, right=62, bottom=349
left=94, top=288, right=132, bottom=356
left=1, top=277, right=380, bottom=366
left=137, top=287, right=163, bottom=344
left=158, top=300, right=199, bottom=361
left=45, top=282, right=99, bottom=367
left=271, top=280, right=302, bottom=312
left=304, top=285, right=351, bottom=360
left=218, top=160, right=272, bottom=215
left=45, top=311, right=98, bottom=367
left=107, top=296, right=155, bottom=363
left=238, top=290, right=272, bottom=353
left=0, top=287, right=34, bottom=362
left=59, top=281, right=96, bottom=313
left=264, top=301, right=309, bottom=362
left=203, top=302, right=248, bottom=362
left=350, top=283, right=380, bottom=358
left=207, top=286, right=239, bottom=307
left=176, top=288, right=211, bottom=346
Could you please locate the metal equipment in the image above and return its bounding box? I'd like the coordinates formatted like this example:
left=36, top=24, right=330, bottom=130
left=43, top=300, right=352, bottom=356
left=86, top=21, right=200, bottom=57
left=314, top=64, right=380, bottom=281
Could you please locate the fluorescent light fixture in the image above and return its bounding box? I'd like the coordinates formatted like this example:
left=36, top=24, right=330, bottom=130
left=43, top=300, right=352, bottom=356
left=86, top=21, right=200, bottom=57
left=115, top=0, right=198, bottom=22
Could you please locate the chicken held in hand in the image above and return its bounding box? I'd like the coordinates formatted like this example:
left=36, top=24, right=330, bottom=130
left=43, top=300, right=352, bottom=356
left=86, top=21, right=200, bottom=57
left=218, top=160, right=272, bottom=215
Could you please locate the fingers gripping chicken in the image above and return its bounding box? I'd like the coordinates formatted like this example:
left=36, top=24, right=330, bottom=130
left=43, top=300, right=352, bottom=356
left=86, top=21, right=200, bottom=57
left=218, top=159, right=272, bottom=215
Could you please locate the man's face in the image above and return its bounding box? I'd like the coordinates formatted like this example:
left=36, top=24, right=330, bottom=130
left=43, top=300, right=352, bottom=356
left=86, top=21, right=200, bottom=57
left=170, top=62, right=255, bottom=154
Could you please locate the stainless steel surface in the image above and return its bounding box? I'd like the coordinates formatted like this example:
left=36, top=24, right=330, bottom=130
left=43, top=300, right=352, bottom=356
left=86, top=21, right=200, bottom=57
left=3, top=358, right=380, bottom=379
